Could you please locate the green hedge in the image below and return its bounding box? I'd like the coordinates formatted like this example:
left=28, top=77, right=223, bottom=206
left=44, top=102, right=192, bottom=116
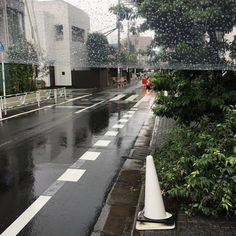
left=155, top=107, right=236, bottom=216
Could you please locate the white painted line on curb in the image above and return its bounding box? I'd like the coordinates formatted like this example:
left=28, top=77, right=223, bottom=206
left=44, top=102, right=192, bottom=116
left=113, top=124, right=124, bottom=129
left=105, top=131, right=118, bottom=137
left=118, top=119, right=129, bottom=123
left=75, top=100, right=105, bottom=114
left=109, top=94, right=126, bottom=101
left=80, top=151, right=101, bottom=161
left=125, top=95, right=138, bottom=102
left=94, top=140, right=111, bottom=147
left=58, top=169, right=86, bottom=182
left=1, top=196, right=51, bottom=236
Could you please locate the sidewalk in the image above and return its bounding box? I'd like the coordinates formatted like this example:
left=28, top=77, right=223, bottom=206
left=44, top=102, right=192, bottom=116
left=91, top=114, right=236, bottom=235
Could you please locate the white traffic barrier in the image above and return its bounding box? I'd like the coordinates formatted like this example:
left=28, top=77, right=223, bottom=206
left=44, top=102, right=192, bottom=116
left=54, top=89, right=58, bottom=104
left=36, top=91, right=41, bottom=107
left=0, top=102, right=2, bottom=119
left=136, top=155, right=175, bottom=230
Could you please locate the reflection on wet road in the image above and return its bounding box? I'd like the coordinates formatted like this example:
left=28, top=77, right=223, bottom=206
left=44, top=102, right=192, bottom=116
left=0, top=87, right=154, bottom=236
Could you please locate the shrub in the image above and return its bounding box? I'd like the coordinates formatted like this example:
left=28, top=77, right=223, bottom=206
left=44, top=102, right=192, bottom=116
left=155, top=107, right=236, bottom=216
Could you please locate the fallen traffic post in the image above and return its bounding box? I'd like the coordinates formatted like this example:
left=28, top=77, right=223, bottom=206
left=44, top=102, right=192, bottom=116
left=136, top=155, right=175, bottom=230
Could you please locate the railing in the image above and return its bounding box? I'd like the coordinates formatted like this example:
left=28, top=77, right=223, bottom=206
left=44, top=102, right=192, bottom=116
left=0, top=87, right=67, bottom=119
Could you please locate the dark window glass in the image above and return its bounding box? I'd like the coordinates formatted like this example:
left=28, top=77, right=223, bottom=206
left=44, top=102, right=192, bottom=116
left=72, top=26, right=85, bottom=43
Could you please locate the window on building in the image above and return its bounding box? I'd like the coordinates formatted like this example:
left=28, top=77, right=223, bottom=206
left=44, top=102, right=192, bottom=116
left=7, top=7, right=22, bottom=44
left=72, top=26, right=85, bottom=43
left=55, top=24, right=63, bottom=41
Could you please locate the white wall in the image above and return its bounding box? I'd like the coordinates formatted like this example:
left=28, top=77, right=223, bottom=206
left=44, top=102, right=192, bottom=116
left=25, top=0, right=90, bottom=86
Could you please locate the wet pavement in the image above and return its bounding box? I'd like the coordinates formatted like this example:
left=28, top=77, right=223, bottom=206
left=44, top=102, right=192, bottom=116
left=92, top=115, right=236, bottom=236
left=0, top=84, right=154, bottom=236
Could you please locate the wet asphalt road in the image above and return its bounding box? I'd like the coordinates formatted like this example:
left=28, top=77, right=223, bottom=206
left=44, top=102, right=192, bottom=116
left=0, top=85, right=152, bottom=236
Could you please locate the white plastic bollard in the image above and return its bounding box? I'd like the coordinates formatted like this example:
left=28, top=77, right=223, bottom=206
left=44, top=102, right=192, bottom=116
left=54, top=89, right=57, bottom=104
left=64, top=87, right=67, bottom=99
left=36, top=91, right=41, bottom=107
left=0, top=103, right=2, bottom=119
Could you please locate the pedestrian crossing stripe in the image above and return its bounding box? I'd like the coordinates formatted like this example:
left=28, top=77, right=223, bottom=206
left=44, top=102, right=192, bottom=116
left=110, top=94, right=126, bottom=101
left=125, top=95, right=139, bottom=102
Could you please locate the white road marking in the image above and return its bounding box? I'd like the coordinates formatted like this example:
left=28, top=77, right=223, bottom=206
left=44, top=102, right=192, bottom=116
left=56, top=105, right=86, bottom=109
left=118, top=119, right=129, bottom=123
left=127, top=111, right=136, bottom=114
left=58, top=169, right=86, bottom=182
left=113, top=124, right=124, bottom=129
left=57, top=94, right=92, bottom=105
left=123, top=114, right=133, bottom=118
left=94, top=140, right=111, bottom=147
left=105, top=131, right=118, bottom=136
left=131, top=107, right=139, bottom=111
left=133, top=95, right=149, bottom=108
left=109, top=94, right=126, bottom=101
left=125, top=95, right=139, bottom=102
left=75, top=100, right=105, bottom=114
left=0, top=94, right=92, bottom=122
left=1, top=196, right=51, bottom=236
left=0, top=140, right=13, bottom=148
left=80, top=151, right=101, bottom=161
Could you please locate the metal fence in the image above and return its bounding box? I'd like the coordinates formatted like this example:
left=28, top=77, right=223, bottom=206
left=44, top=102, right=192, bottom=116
left=0, top=87, right=67, bottom=119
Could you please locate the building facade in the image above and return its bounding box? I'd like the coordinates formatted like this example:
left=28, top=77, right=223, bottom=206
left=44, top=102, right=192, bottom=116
left=0, top=0, right=25, bottom=50
left=25, top=0, right=90, bottom=87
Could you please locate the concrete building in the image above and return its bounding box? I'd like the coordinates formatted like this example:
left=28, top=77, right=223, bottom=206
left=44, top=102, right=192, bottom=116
left=126, top=35, right=152, bottom=52
left=25, top=0, right=90, bottom=87
left=0, top=0, right=25, bottom=50
left=122, top=35, right=152, bottom=67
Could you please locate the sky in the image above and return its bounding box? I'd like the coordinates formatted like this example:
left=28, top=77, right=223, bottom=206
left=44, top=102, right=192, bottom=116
left=68, top=0, right=148, bottom=43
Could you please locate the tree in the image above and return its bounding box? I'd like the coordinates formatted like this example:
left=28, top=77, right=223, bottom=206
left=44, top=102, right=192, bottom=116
left=109, top=3, right=134, bottom=21
left=7, top=36, right=38, bottom=94
left=136, top=0, right=236, bottom=124
left=136, top=1, right=236, bottom=217
left=86, top=33, right=109, bottom=67
left=138, top=0, right=236, bottom=66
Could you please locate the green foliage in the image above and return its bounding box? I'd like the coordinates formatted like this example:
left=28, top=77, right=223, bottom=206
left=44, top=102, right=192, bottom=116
left=86, top=33, right=109, bottom=67
left=151, top=70, right=236, bottom=124
left=109, top=3, right=135, bottom=21
left=6, top=63, right=36, bottom=94
left=5, top=36, right=38, bottom=94
left=137, top=0, right=236, bottom=65
left=155, top=108, right=236, bottom=216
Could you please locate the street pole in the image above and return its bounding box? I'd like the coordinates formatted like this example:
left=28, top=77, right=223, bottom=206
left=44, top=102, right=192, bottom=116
left=1, top=52, right=6, bottom=114
left=127, top=16, right=130, bottom=81
left=117, top=0, right=121, bottom=79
